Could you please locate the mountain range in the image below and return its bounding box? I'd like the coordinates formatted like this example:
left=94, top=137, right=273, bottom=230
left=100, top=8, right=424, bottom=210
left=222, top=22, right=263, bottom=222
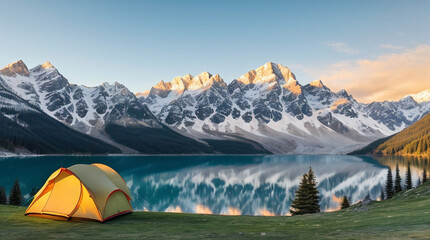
left=1, top=60, right=430, bottom=154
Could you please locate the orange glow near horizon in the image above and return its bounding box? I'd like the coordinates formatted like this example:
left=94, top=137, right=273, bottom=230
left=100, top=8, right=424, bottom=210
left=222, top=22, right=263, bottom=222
left=320, top=45, right=430, bottom=103
left=259, top=208, right=276, bottom=216
left=165, top=206, right=183, bottom=213
left=195, top=204, right=212, bottom=214
left=227, top=207, right=241, bottom=215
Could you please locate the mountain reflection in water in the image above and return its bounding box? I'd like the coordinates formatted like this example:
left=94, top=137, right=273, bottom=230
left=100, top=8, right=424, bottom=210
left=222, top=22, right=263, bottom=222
left=0, top=155, right=427, bottom=216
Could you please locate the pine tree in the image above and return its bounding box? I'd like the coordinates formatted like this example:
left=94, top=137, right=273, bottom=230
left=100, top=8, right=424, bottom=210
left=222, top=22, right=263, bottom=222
left=394, top=164, right=402, bottom=193
left=306, top=168, right=320, bottom=214
left=423, top=169, right=427, bottom=183
left=290, top=172, right=310, bottom=215
left=290, top=167, right=320, bottom=215
left=0, top=186, right=7, bottom=204
left=405, top=162, right=412, bottom=189
left=385, top=167, right=394, bottom=199
left=341, top=196, right=350, bottom=209
left=8, top=180, right=22, bottom=206
left=380, top=187, right=385, bottom=201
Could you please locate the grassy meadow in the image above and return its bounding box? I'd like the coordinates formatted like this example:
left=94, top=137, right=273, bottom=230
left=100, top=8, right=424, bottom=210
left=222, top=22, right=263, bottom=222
left=1, top=182, right=430, bottom=239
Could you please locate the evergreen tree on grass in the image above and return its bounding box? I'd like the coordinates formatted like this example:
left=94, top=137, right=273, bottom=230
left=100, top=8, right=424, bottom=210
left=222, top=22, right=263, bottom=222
left=306, top=168, right=320, bottom=213
left=385, top=167, right=394, bottom=199
left=380, top=187, right=385, bottom=201
left=290, top=167, right=320, bottom=215
left=0, top=186, right=6, bottom=204
left=8, top=180, right=22, bottom=206
left=394, top=164, right=402, bottom=193
left=405, top=162, right=412, bottom=190
left=341, top=196, right=350, bottom=209
left=423, top=169, right=427, bottom=183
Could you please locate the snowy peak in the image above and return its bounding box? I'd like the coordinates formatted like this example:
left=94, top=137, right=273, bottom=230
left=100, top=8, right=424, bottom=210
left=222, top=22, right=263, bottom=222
left=147, top=72, right=226, bottom=98
left=188, top=72, right=212, bottom=90
left=309, top=79, right=326, bottom=88
left=30, top=62, right=58, bottom=74
left=188, top=72, right=226, bottom=90
left=154, top=80, right=171, bottom=91
left=237, top=62, right=296, bottom=85
left=407, top=89, right=430, bottom=103
left=170, top=76, right=187, bottom=91
left=0, top=60, right=30, bottom=77
left=41, top=61, right=55, bottom=69
left=303, top=79, right=332, bottom=95
left=182, top=74, right=193, bottom=84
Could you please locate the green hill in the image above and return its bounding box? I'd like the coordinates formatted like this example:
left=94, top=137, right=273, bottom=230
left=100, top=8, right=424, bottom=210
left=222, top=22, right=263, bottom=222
left=351, top=113, right=430, bottom=156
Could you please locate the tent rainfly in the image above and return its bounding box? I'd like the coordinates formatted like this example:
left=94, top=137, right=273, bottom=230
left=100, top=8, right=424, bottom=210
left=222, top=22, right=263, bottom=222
left=25, top=163, right=133, bottom=222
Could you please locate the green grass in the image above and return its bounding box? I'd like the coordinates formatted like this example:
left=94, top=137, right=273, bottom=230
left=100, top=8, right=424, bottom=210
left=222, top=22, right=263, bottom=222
left=1, top=183, right=430, bottom=239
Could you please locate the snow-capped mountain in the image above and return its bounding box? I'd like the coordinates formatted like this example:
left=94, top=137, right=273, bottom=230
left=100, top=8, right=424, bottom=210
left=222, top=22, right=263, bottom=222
left=140, top=62, right=430, bottom=154
left=2, top=60, right=429, bottom=154
left=0, top=60, right=267, bottom=154
left=0, top=60, right=160, bottom=133
left=0, top=75, right=121, bottom=154
left=0, top=60, right=166, bottom=153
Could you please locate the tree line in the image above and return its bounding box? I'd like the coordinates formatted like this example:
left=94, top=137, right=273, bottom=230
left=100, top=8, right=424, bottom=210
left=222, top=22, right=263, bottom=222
left=290, top=163, right=428, bottom=216
left=383, top=162, right=427, bottom=200
left=0, top=180, right=38, bottom=206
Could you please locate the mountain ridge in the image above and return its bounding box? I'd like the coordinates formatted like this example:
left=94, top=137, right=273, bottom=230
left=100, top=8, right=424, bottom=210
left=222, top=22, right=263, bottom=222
left=2, top=60, right=430, bottom=154
left=139, top=61, right=430, bottom=154
left=0, top=60, right=269, bottom=154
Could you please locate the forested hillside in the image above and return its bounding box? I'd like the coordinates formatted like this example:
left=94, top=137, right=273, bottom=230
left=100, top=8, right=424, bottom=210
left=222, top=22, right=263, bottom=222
left=352, top=113, right=430, bottom=156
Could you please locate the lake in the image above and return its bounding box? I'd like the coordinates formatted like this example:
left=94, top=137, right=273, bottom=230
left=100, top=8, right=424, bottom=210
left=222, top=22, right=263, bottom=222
left=0, top=155, right=428, bottom=216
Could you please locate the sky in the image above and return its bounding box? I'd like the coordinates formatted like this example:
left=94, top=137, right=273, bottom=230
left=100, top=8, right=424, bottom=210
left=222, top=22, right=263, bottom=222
left=1, top=0, right=430, bottom=102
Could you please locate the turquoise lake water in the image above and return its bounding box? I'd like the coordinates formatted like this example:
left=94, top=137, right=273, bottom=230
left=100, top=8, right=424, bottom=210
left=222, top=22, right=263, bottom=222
left=0, top=155, right=428, bottom=216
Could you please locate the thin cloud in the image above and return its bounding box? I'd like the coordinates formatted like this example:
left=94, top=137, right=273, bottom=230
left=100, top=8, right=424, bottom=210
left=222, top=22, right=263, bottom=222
left=379, top=44, right=403, bottom=50
left=318, top=44, right=430, bottom=103
left=325, top=42, right=359, bottom=54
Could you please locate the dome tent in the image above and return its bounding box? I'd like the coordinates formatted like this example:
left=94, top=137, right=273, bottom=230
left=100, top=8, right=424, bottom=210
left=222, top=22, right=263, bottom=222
left=25, top=163, right=133, bottom=222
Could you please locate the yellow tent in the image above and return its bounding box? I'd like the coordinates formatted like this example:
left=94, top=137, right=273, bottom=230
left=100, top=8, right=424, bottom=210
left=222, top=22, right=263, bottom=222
left=25, top=163, right=133, bottom=222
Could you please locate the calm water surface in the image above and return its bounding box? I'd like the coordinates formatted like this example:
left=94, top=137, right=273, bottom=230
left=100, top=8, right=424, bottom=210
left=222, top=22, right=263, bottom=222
left=0, top=155, right=428, bottom=216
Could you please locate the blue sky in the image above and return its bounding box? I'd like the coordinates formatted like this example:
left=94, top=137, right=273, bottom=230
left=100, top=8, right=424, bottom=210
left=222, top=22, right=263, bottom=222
left=1, top=0, right=430, bottom=98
